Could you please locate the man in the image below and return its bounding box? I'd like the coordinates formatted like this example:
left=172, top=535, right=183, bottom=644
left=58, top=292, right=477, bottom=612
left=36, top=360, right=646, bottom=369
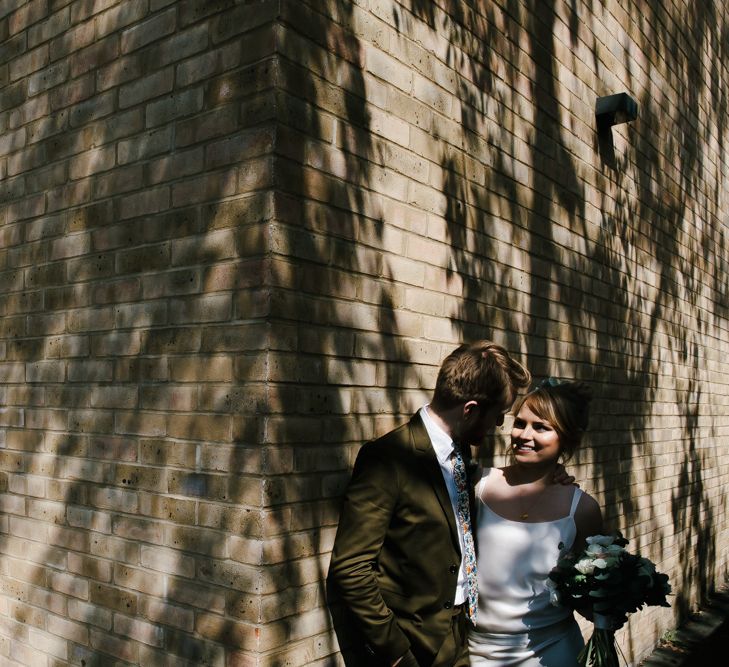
left=329, top=341, right=533, bottom=667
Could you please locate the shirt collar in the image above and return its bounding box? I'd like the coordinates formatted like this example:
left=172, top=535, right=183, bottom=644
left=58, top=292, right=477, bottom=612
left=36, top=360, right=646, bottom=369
left=419, top=405, right=455, bottom=464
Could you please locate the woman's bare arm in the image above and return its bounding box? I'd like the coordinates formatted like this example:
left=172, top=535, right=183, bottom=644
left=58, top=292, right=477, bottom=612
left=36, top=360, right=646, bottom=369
left=573, top=493, right=603, bottom=553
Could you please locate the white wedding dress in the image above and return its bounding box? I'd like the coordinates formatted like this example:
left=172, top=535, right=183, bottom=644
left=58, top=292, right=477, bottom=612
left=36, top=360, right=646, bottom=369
left=468, top=469, right=585, bottom=666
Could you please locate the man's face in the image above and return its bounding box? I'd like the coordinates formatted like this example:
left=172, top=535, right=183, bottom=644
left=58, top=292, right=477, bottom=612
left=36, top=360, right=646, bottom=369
left=458, top=402, right=507, bottom=448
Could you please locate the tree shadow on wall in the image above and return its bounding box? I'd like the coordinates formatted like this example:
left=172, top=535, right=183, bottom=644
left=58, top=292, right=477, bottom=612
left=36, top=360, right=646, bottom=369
left=1, top=0, right=281, bottom=661
left=401, top=0, right=728, bottom=657
left=1, top=0, right=413, bottom=665
left=3, top=1, right=727, bottom=666
left=230, top=1, right=427, bottom=664
left=625, top=0, right=727, bottom=628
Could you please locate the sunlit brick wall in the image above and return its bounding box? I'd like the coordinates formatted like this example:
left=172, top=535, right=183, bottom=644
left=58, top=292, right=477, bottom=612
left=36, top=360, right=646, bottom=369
left=1, top=1, right=728, bottom=665
left=270, top=0, right=729, bottom=664
left=1, top=0, right=278, bottom=664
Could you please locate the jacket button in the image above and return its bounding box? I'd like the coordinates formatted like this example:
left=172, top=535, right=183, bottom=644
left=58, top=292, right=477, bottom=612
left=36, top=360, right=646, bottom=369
left=449, top=565, right=457, bottom=574
left=444, top=601, right=452, bottom=609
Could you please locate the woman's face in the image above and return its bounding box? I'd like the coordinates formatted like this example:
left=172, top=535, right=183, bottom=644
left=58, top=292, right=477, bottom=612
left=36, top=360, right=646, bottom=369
left=510, top=403, right=562, bottom=465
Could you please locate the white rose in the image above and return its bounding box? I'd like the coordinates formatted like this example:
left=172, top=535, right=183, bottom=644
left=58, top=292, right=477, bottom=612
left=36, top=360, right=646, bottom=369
left=593, top=558, right=609, bottom=569
left=575, top=559, right=595, bottom=575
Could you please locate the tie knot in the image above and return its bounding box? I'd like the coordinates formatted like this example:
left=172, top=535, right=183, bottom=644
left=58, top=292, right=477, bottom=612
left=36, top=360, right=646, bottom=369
left=454, top=441, right=470, bottom=462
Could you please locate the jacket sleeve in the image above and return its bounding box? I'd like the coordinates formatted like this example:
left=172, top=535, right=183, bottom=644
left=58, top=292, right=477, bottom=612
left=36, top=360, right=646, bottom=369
left=328, top=442, right=411, bottom=663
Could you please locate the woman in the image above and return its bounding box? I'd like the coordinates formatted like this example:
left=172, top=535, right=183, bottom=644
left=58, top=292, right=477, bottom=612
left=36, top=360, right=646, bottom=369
left=469, top=380, right=602, bottom=666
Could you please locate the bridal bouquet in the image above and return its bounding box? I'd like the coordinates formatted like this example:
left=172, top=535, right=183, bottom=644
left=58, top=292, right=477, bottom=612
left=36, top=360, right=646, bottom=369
left=547, top=532, right=671, bottom=667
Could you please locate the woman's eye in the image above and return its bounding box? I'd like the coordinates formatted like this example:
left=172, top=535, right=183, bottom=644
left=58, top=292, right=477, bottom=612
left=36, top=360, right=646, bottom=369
left=513, top=420, right=526, bottom=429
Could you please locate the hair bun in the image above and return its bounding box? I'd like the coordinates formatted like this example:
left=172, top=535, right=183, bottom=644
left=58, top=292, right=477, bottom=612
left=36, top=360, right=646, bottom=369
left=537, top=378, right=591, bottom=402
left=559, top=381, right=592, bottom=404
left=555, top=381, right=591, bottom=430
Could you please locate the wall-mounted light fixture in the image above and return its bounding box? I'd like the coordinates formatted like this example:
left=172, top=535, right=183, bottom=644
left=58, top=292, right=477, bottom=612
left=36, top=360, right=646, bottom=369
left=596, top=93, right=638, bottom=130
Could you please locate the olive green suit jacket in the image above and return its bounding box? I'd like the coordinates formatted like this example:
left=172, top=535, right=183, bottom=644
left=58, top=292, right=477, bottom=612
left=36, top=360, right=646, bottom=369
left=329, top=413, right=465, bottom=665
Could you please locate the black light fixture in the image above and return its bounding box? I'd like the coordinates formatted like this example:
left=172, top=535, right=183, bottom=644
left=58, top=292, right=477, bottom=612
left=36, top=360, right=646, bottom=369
left=595, top=93, right=638, bottom=130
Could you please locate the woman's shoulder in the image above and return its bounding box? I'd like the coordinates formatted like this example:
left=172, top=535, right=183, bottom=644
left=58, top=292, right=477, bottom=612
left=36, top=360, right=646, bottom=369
left=574, top=489, right=603, bottom=528
left=574, top=488, right=600, bottom=510
left=475, top=466, right=522, bottom=503
left=477, top=465, right=508, bottom=481
left=474, top=465, right=502, bottom=492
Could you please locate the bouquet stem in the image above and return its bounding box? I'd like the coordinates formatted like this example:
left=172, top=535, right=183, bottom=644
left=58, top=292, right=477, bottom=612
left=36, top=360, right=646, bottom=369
left=577, top=629, right=620, bottom=667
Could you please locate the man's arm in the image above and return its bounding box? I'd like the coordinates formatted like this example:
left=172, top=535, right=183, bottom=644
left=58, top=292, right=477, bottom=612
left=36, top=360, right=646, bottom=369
left=328, top=443, right=412, bottom=664
left=552, top=462, right=577, bottom=486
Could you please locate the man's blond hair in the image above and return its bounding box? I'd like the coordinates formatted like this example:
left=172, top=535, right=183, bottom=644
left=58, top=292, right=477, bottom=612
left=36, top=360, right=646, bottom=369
left=432, top=341, right=531, bottom=411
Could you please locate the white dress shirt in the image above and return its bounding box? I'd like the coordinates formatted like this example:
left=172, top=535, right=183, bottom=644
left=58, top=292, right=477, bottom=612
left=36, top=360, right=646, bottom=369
left=419, top=405, right=468, bottom=606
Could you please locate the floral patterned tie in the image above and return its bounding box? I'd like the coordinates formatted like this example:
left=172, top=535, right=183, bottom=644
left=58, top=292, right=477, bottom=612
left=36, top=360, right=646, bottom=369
left=451, top=447, right=478, bottom=623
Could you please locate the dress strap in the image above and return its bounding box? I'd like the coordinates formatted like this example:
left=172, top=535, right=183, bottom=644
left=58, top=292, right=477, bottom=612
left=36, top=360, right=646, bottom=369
left=474, top=466, right=494, bottom=501
left=568, top=487, right=583, bottom=517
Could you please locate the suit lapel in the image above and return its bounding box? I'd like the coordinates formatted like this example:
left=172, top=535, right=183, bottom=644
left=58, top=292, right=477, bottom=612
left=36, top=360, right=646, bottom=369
left=408, top=413, right=461, bottom=553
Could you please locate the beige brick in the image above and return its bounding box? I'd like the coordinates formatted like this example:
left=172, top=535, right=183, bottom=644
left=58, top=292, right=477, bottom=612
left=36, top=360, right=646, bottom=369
left=169, top=356, right=233, bottom=382
left=67, top=506, right=112, bottom=534
left=9, top=43, right=49, bottom=81
left=140, top=596, right=194, bottom=631
left=9, top=517, right=48, bottom=544
left=168, top=413, right=231, bottom=442
left=164, top=525, right=228, bottom=558
left=28, top=626, right=68, bottom=659
left=138, top=492, right=195, bottom=525
left=121, top=7, right=176, bottom=53
left=114, top=411, right=167, bottom=437
left=147, top=145, right=205, bottom=183
left=198, top=503, right=263, bottom=536
left=112, top=515, right=164, bottom=544
left=115, top=612, right=165, bottom=647
left=114, top=357, right=169, bottom=384
left=175, top=105, right=238, bottom=148
left=140, top=439, right=196, bottom=467
left=169, top=293, right=232, bottom=324
left=27, top=498, right=65, bottom=524
left=140, top=545, right=194, bottom=578
left=27, top=584, right=67, bottom=617
left=8, top=600, right=45, bottom=629
left=8, top=641, right=42, bottom=665
left=119, top=187, right=171, bottom=220
left=172, top=170, right=238, bottom=207
left=50, top=571, right=89, bottom=600
left=195, top=612, right=256, bottom=646
left=112, top=564, right=165, bottom=599
left=118, top=126, right=173, bottom=164
left=111, top=463, right=166, bottom=493
left=88, top=486, right=139, bottom=513
left=47, top=613, right=89, bottom=644
left=90, top=626, right=139, bottom=662
left=140, top=385, right=197, bottom=411
left=175, top=43, right=241, bottom=87
left=166, top=576, right=226, bottom=615
left=68, top=552, right=113, bottom=583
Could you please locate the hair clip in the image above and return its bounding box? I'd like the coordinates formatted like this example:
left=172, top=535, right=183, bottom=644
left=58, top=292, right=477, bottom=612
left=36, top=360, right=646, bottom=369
left=537, top=377, right=561, bottom=388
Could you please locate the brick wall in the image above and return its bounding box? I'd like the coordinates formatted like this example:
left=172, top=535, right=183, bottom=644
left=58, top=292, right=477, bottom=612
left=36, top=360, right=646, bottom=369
left=1, top=0, right=728, bottom=665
